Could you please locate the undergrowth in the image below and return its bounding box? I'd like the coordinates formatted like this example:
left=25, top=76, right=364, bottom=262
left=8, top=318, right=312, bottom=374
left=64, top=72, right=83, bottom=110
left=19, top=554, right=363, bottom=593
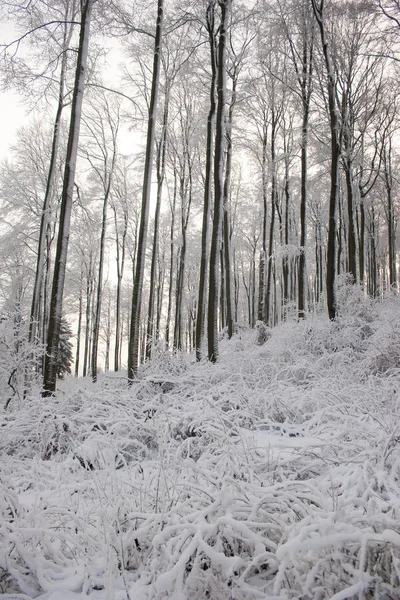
left=1, top=293, right=400, bottom=599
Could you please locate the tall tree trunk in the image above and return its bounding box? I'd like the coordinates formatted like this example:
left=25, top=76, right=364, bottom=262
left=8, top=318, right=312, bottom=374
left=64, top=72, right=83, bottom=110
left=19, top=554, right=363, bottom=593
left=91, top=178, right=113, bottom=381
left=359, top=199, right=365, bottom=284
left=207, top=0, right=229, bottom=362
left=282, top=147, right=290, bottom=313
left=174, top=171, right=192, bottom=350
left=297, top=43, right=312, bottom=319
left=28, top=6, right=74, bottom=351
left=265, top=112, right=277, bottom=326
left=113, top=205, right=127, bottom=372
left=146, top=91, right=168, bottom=359
left=257, top=125, right=268, bottom=322
left=195, top=1, right=217, bottom=361
left=104, top=296, right=111, bottom=372
left=156, top=250, right=165, bottom=339
left=312, top=0, right=341, bottom=320
left=369, top=207, right=377, bottom=296
left=220, top=244, right=226, bottom=329
left=343, top=113, right=357, bottom=282
left=165, top=166, right=177, bottom=348
left=75, top=267, right=84, bottom=377
left=223, top=74, right=235, bottom=339
left=384, top=140, right=397, bottom=288
left=83, top=262, right=93, bottom=377
left=127, top=0, right=164, bottom=380
left=43, top=0, right=93, bottom=395
left=298, top=103, right=310, bottom=318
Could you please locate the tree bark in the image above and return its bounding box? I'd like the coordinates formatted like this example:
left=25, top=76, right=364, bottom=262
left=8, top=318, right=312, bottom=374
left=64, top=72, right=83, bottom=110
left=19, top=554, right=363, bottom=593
left=383, top=139, right=397, bottom=288
left=311, top=0, right=341, bottom=320
left=165, top=164, right=177, bottom=348
left=127, top=0, right=164, bottom=380
left=223, top=72, right=236, bottom=339
left=195, top=1, right=217, bottom=361
left=43, top=0, right=93, bottom=395
left=207, top=0, right=229, bottom=362
left=146, top=90, right=168, bottom=359
left=91, top=178, right=112, bottom=381
left=265, top=110, right=278, bottom=326
left=74, top=267, right=84, bottom=377
left=28, top=5, right=74, bottom=353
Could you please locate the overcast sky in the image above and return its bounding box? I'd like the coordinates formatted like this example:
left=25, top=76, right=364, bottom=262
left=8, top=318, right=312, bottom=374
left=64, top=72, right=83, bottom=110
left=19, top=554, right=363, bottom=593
left=0, top=20, right=28, bottom=159
left=0, top=91, right=27, bottom=158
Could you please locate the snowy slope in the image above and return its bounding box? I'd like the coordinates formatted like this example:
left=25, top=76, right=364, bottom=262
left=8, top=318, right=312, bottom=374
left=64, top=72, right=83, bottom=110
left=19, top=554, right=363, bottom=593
left=1, top=290, right=400, bottom=599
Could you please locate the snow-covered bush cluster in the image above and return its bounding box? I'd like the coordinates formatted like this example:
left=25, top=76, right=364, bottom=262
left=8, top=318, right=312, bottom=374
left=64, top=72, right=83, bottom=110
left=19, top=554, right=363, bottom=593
left=1, top=295, right=400, bottom=599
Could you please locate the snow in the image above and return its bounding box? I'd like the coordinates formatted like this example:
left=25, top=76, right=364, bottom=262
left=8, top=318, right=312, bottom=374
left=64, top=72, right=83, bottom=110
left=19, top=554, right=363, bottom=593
left=1, top=291, right=400, bottom=599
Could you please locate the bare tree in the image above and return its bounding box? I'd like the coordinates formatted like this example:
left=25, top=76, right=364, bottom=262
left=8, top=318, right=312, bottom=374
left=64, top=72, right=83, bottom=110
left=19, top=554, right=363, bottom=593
left=43, top=0, right=94, bottom=395
left=196, top=0, right=218, bottom=361
left=208, top=0, right=230, bottom=362
left=311, top=0, right=341, bottom=320
left=80, top=92, right=120, bottom=381
left=127, top=0, right=164, bottom=381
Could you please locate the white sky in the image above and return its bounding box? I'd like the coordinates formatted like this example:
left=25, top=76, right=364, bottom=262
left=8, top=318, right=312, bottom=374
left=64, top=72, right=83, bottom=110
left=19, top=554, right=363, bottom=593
left=0, top=91, right=28, bottom=159
left=0, top=20, right=29, bottom=159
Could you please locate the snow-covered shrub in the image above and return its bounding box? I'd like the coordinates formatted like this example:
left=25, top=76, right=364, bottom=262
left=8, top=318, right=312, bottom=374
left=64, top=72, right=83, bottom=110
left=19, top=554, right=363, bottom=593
left=0, top=311, right=42, bottom=407
left=255, top=320, right=271, bottom=345
left=1, top=296, right=400, bottom=599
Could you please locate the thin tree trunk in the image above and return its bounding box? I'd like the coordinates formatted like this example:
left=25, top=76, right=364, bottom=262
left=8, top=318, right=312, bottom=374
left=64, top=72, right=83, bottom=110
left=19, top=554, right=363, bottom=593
left=384, top=141, right=396, bottom=288
left=83, top=263, right=93, bottom=377
left=75, top=267, right=84, bottom=377
left=258, top=126, right=268, bottom=322
left=28, top=6, right=74, bottom=350
left=312, top=0, right=340, bottom=320
left=174, top=171, right=192, bottom=350
left=165, top=166, right=177, bottom=347
left=113, top=206, right=127, bottom=372
left=220, top=244, right=225, bottom=329
left=208, top=0, right=229, bottom=362
left=127, top=0, right=164, bottom=381
left=296, top=29, right=313, bottom=320
left=43, top=0, right=93, bottom=395
left=343, top=129, right=357, bottom=282
left=223, top=75, right=235, bottom=339
left=91, top=179, right=112, bottom=381
left=283, top=149, right=290, bottom=312
left=298, top=106, right=309, bottom=318
left=156, top=251, right=165, bottom=339
left=265, top=112, right=278, bottom=326
left=146, top=91, right=168, bottom=359
left=195, top=1, right=217, bottom=361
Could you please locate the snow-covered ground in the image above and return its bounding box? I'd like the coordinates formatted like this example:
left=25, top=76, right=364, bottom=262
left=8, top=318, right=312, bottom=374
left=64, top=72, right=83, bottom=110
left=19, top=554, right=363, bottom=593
left=1, top=290, right=400, bottom=599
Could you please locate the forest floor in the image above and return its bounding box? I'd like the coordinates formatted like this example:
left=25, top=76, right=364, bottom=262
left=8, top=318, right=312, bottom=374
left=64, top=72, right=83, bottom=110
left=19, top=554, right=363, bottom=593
left=1, top=287, right=400, bottom=599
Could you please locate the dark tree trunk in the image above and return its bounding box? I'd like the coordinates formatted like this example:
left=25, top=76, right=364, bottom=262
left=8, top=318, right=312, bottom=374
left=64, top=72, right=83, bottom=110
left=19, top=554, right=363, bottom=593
left=43, top=0, right=93, bottom=395
left=165, top=165, right=177, bottom=348
left=223, top=74, right=235, bottom=339
left=343, top=118, right=357, bottom=282
left=384, top=140, right=397, bottom=288
left=113, top=204, right=127, bottom=372
left=207, top=0, right=229, bottom=362
left=75, top=268, right=84, bottom=377
left=298, top=106, right=309, bottom=318
left=257, top=125, right=268, bottom=322
left=127, top=0, right=164, bottom=380
left=83, top=262, right=93, bottom=378
left=195, top=1, right=217, bottom=361
left=28, top=6, right=74, bottom=353
left=92, top=178, right=113, bottom=382
left=312, top=0, right=341, bottom=320
left=146, top=91, right=168, bottom=359
left=265, top=111, right=278, bottom=326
